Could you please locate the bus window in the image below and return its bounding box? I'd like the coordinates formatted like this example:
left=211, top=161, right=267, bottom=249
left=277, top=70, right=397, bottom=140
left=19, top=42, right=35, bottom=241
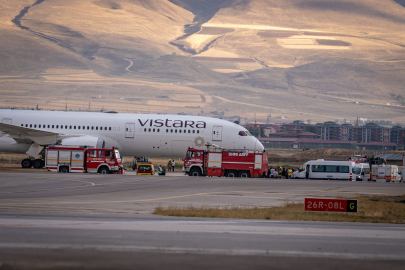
left=339, top=166, right=349, bottom=173
left=312, top=165, right=325, bottom=172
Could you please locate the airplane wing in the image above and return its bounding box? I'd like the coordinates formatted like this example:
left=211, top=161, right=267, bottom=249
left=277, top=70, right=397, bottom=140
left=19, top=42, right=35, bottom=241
left=0, top=123, right=80, bottom=145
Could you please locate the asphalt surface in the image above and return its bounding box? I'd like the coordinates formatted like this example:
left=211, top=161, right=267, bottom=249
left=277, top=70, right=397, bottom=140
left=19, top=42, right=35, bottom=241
left=0, top=171, right=404, bottom=269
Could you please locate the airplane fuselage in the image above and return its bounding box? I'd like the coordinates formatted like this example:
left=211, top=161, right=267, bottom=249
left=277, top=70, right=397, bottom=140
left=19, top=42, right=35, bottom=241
left=0, top=110, right=264, bottom=158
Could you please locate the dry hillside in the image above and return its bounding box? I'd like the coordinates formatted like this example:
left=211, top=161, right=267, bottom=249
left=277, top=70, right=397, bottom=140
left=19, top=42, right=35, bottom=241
left=0, top=0, right=404, bottom=124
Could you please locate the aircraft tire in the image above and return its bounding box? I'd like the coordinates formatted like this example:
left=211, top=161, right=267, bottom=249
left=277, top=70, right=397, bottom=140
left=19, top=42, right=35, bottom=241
left=33, top=159, right=44, bottom=169
left=21, top=159, right=32, bottom=168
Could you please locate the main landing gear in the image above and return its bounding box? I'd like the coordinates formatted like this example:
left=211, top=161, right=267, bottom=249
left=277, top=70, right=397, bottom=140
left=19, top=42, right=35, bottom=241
left=21, top=157, right=45, bottom=169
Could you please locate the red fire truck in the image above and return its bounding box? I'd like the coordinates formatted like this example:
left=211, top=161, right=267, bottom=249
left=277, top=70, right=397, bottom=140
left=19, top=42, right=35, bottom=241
left=45, top=146, right=124, bottom=174
left=183, top=146, right=268, bottom=177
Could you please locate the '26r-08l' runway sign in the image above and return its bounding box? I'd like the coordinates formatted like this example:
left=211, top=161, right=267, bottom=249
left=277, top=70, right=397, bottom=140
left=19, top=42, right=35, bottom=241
left=304, top=198, right=358, bottom=213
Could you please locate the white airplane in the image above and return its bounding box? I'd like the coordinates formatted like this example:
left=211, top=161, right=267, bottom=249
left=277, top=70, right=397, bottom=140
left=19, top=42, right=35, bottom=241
left=0, top=109, right=264, bottom=168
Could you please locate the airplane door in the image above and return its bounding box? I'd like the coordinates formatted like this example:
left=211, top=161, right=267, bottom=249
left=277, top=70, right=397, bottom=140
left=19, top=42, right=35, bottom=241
left=212, top=126, right=223, bottom=141
left=125, top=123, right=135, bottom=138
left=2, top=118, right=11, bottom=135
left=2, top=118, right=12, bottom=124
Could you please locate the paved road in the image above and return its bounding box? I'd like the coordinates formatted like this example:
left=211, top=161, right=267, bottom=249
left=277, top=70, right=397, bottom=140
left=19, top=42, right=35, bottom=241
left=0, top=172, right=404, bottom=269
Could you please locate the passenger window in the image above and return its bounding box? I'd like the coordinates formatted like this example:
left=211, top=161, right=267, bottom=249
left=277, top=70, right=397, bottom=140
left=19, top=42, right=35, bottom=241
left=91, top=126, right=94, bottom=130
left=338, top=166, right=349, bottom=173
left=193, top=130, right=195, bottom=133
left=153, top=128, right=155, bottom=132
left=61, top=125, right=63, bottom=129
left=166, top=129, right=168, bottom=133
left=175, top=129, right=177, bottom=133
left=171, top=129, right=173, bottom=133
left=179, top=130, right=182, bottom=133
left=25, top=124, right=28, bottom=127
left=74, top=126, right=76, bottom=129
left=65, top=125, right=67, bottom=129
left=48, top=125, right=50, bottom=128
left=38, top=125, right=41, bottom=128
left=144, top=128, right=147, bottom=132
left=109, top=127, right=111, bottom=131
left=87, top=126, right=89, bottom=130
left=56, top=125, right=59, bottom=129
left=312, top=165, right=325, bottom=172
left=21, top=124, right=23, bottom=127
left=78, top=126, right=80, bottom=129
left=96, top=127, right=98, bottom=130
left=197, top=130, right=199, bottom=133
left=69, top=126, right=72, bottom=129
left=30, top=124, right=32, bottom=128
left=89, top=150, right=97, bottom=157
left=188, top=130, right=190, bottom=133
left=34, top=124, right=37, bottom=128
left=157, top=129, right=160, bottom=132
left=149, top=128, right=151, bottom=132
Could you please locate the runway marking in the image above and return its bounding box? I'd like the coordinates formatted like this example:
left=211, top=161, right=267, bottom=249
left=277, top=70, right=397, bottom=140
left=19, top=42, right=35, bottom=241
left=0, top=177, right=161, bottom=195
left=0, top=243, right=404, bottom=260
left=0, top=188, right=391, bottom=206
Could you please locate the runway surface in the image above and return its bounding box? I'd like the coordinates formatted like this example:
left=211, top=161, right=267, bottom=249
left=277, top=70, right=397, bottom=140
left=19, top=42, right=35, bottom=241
left=0, top=172, right=404, bottom=269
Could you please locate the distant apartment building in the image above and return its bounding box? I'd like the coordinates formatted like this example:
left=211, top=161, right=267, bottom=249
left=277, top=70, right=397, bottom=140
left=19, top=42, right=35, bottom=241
left=352, top=123, right=390, bottom=143
left=391, top=126, right=405, bottom=146
left=314, top=121, right=391, bottom=143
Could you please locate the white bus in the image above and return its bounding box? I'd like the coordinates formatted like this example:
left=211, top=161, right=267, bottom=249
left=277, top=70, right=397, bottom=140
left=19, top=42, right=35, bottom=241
left=293, top=159, right=356, bottom=181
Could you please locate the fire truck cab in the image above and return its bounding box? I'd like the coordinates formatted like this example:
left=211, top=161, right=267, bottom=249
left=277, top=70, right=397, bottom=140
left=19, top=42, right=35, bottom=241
left=183, top=145, right=268, bottom=178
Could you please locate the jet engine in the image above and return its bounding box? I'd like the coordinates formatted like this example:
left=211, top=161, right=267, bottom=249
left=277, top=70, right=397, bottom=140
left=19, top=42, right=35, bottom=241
left=60, top=135, right=105, bottom=148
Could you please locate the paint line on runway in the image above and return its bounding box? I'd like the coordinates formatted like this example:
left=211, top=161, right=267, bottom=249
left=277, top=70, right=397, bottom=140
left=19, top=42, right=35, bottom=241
left=0, top=243, right=403, bottom=260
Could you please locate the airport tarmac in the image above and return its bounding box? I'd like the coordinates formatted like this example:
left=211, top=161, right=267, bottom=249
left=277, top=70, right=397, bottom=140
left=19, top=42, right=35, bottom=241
left=0, top=171, right=404, bottom=269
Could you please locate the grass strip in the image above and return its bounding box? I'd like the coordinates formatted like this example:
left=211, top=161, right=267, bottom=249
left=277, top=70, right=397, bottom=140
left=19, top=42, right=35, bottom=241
left=153, top=195, right=405, bottom=224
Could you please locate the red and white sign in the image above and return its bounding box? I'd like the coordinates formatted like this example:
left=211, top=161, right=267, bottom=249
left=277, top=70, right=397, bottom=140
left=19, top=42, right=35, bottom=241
left=304, top=198, right=358, bottom=213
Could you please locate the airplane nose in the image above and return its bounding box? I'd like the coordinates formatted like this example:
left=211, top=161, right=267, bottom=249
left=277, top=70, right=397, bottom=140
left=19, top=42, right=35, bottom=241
left=255, top=138, right=264, bottom=151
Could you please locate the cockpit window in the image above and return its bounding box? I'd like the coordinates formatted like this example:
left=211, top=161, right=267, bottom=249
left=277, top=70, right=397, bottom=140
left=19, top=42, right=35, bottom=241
left=239, top=131, right=248, bottom=136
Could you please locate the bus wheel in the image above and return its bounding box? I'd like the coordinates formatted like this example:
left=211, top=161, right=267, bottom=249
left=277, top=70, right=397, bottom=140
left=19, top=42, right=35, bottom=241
left=239, top=171, right=250, bottom=178
left=226, top=170, right=237, bottom=177
left=189, top=168, right=202, bottom=176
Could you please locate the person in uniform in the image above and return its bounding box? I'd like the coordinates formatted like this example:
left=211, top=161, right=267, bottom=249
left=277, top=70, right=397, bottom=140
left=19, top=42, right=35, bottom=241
left=167, top=159, right=172, bottom=172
